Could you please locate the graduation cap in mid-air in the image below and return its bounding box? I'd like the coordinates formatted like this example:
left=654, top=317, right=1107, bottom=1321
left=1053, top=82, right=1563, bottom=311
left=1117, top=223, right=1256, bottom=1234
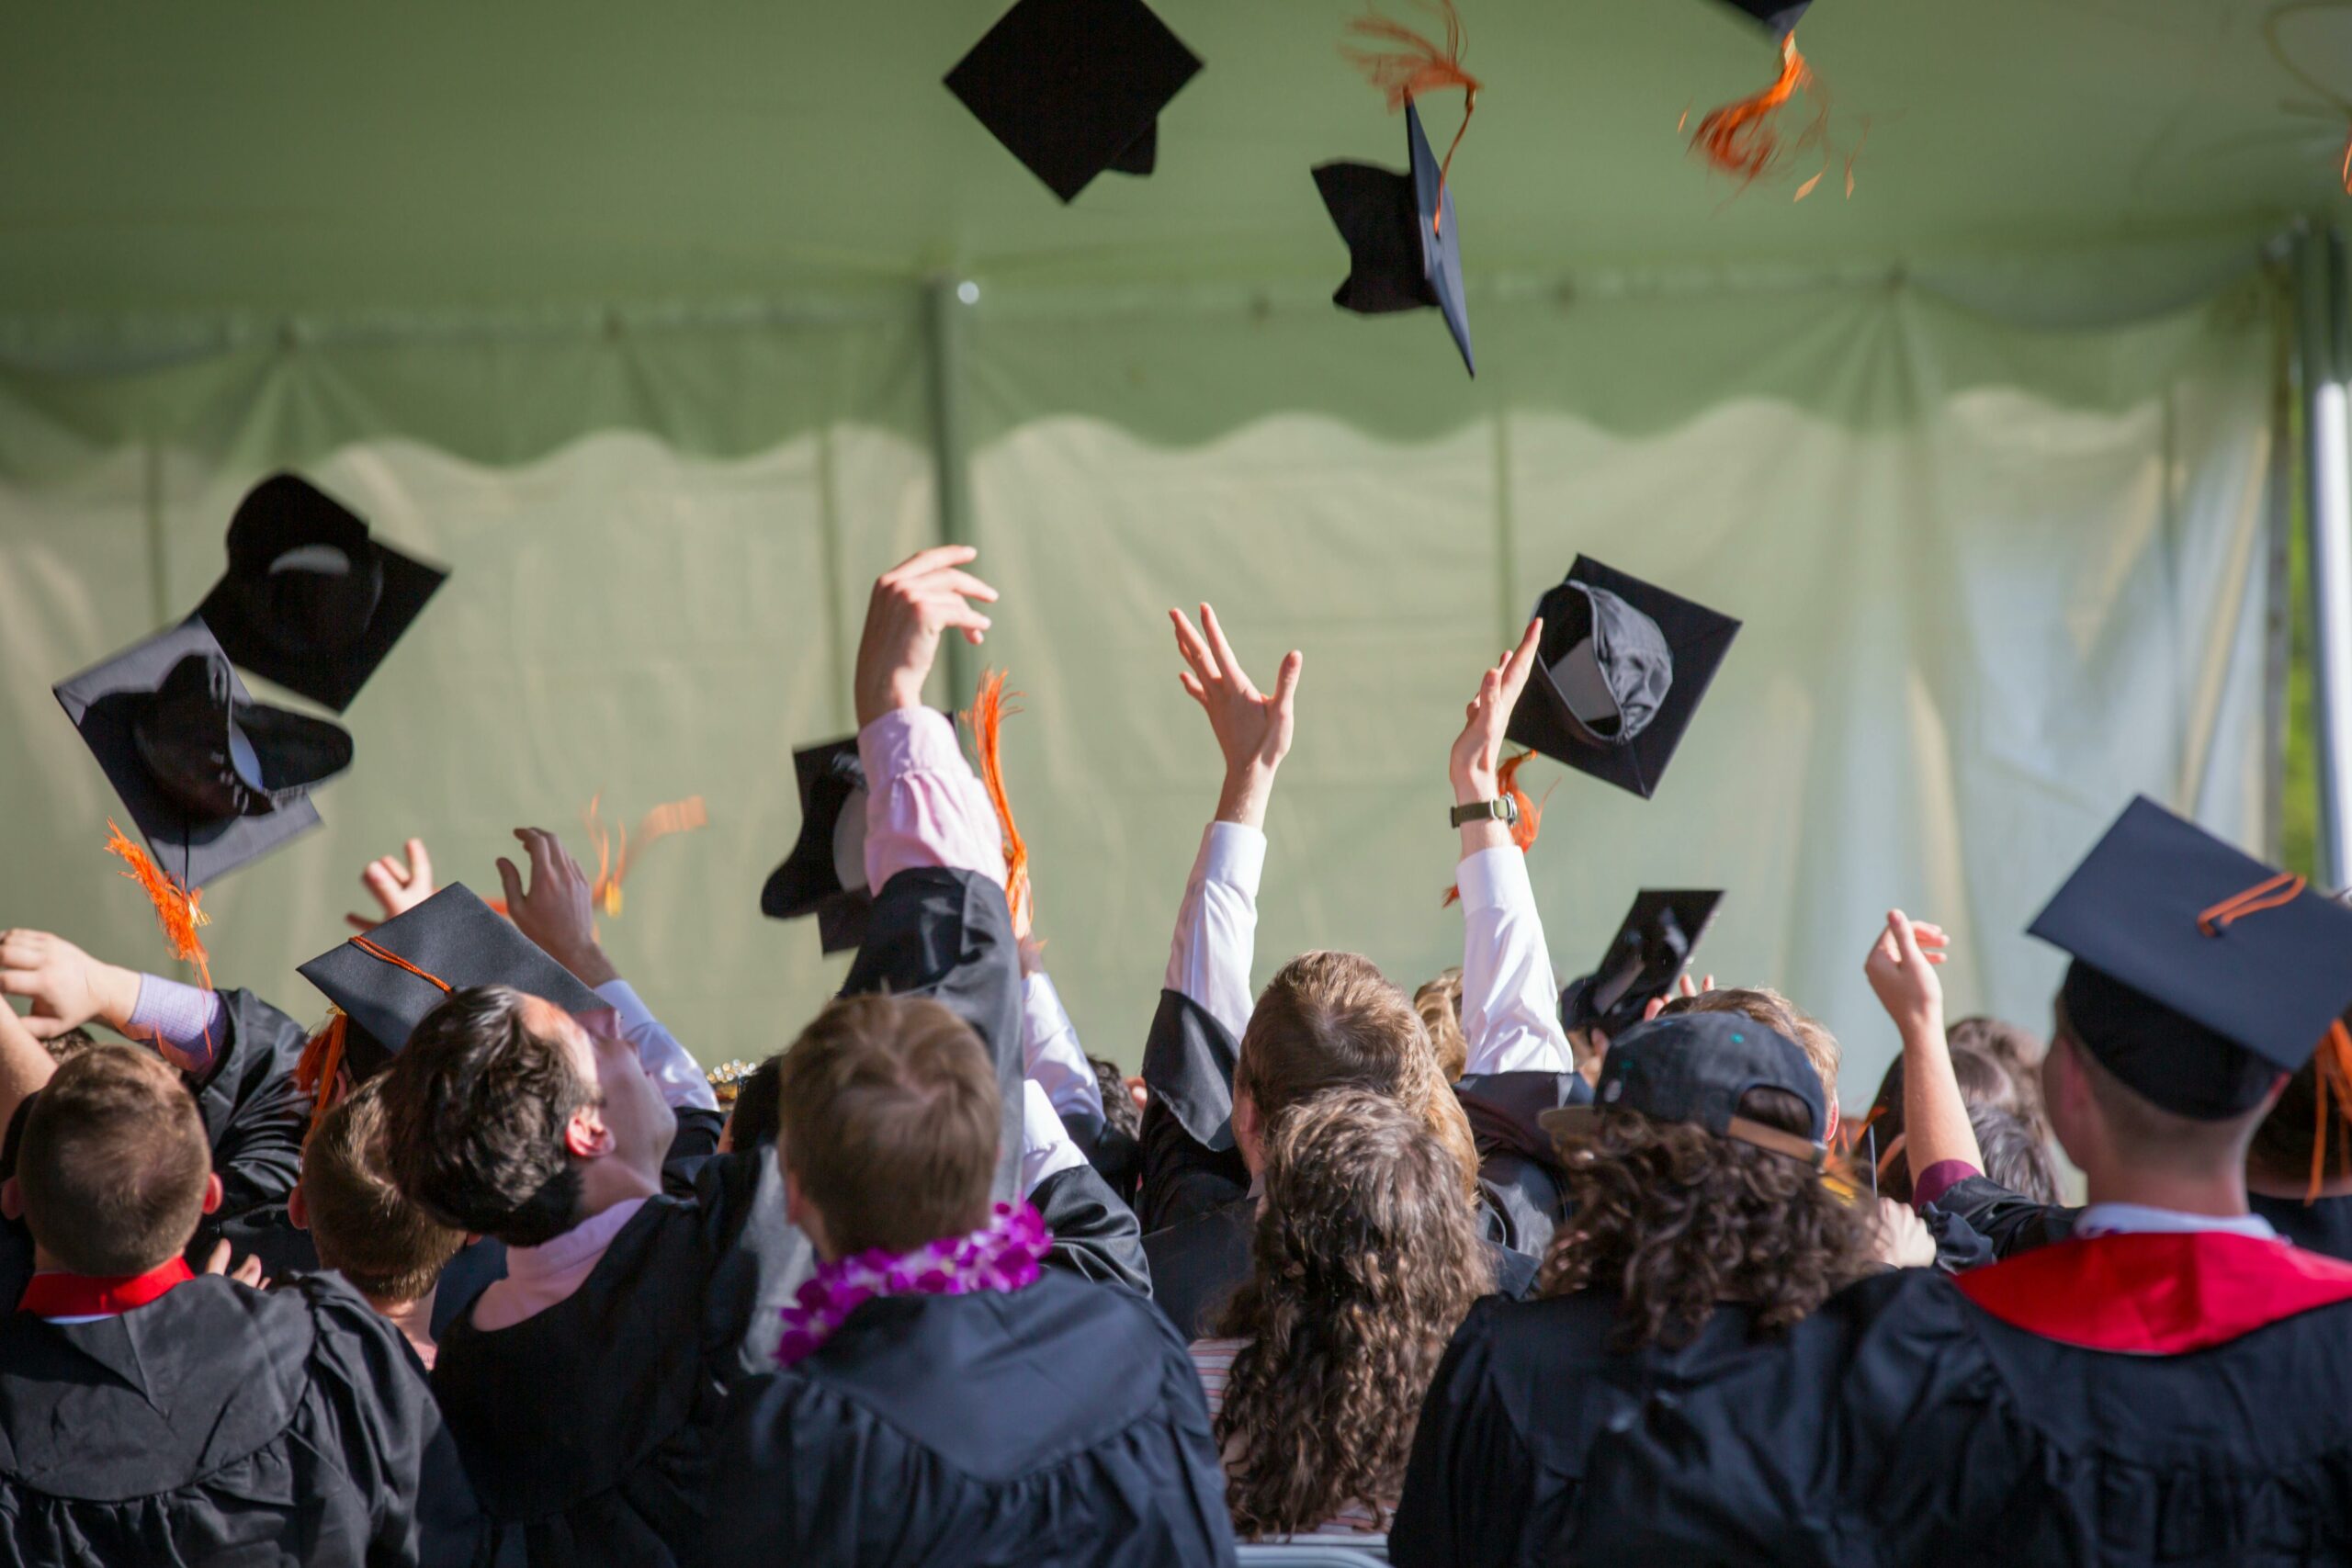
left=194, top=473, right=447, bottom=713
left=944, top=0, right=1204, bottom=203
left=54, top=618, right=351, bottom=897
left=1713, top=0, right=1810, bottom=39
left=1559, top=889, right=1724, bottom=1037
left=2029, top=796, right=2352, bottom=1121
left=1505, top=557, right=1741, bottom=799
left=1315, top=101, right=1476, bottom=378
left=299, top=883, right=606, bottom=1086
left=761, top=737, right=874, bottom=955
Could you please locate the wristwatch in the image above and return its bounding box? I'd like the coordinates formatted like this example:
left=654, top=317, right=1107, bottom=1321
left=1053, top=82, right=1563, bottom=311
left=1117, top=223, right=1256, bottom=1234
left=1450, top=796, right=1521, bottom=829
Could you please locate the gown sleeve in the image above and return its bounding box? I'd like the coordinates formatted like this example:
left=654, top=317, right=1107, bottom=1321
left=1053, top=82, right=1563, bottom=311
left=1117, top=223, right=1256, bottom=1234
left=1032, top=1161, right=1152, bottom=1296
left=1919, top=1172, right=2080, bottom=1261
left=1136, top=990, right=1253, bottom=1234
left=183, top=988, right=314, bottom=1255
left=1391, top=1298, right=1536, bottom=1568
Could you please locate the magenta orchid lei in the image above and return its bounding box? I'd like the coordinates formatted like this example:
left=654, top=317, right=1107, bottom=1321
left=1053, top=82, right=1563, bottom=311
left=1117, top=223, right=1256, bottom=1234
left=775, top=1200, right=1049, bottom=1367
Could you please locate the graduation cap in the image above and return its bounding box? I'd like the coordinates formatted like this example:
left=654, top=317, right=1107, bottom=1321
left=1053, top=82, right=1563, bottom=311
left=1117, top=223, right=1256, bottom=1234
left=54, top=618, right=349, bottom=897
left=1713, top=0, right=1810, bottom=39
left=1315, top=100, right=1476, bottom=377
left=2029, top=796, right=2352, bottom=1120
left=298, top=883, right=606, bottom=1085
left=1559, top=889, right=1724, bottom=1036
left=761, top=737, right=874, bottom=954
left=944, top=0, right=1203, bottom=204
left=194, top=473, right=447, bottom=713
left=1505, top=557, right=1740, bottom=799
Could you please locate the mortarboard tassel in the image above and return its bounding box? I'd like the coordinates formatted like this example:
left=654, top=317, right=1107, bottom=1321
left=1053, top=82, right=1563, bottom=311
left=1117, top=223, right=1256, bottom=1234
left=965, top=670, right=1033, bottom=937
left=2310, top=1019, right=2352, bottom=1201
left=296, top=1010, right=350, bottom=1141
left=583, top=794, right=710, bottom=919
left=1442, top=750, right=1545, bottom=908
left=1684, top=29, right=1862, bottom=200
left=1343, top=0, right=1482, bottom=231
left=104, top=820, right=212, bottom=994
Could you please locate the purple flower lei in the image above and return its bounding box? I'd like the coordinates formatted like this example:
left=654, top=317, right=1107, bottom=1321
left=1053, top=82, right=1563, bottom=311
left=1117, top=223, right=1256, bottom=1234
left=775, top=1200, right=1049, bottom=1367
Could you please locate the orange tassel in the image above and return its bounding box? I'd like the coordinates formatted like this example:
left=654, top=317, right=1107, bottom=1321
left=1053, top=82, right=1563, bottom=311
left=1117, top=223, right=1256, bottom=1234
left=964, top=671, right=1032, bottom=936
left=2341, top=122, right=2351, bottom=196
left=582, top=794, right=710, bottom=918
left=1442, top=750, right=1546, bottom=907
left=103, top=820, right=211, bottom=993
left=1691, top=32, right=1814, bottom=184
left=1343, top=0, right=1482, bottom=231
left=295, top=1010, right=350, bottom=1142
left=2310, top=1020, right=2352, bottom=1201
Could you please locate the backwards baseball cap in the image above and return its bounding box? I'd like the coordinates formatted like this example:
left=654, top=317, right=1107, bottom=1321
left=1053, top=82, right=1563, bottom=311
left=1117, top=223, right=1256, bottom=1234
left=1540, top=1010, right=1827, bottom=1167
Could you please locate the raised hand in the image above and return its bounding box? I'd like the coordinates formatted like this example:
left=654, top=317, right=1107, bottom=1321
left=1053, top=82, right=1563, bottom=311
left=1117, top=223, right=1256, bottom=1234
left=345, top=838, right=436, bottom=933
left=1864, top=910, right=1949, bottom=1041
left=0, top=930, right=141, bottom=1041
left=1640, top=972, right=1719, bottom=1024
left=1170, top=604, right=1303, bottom=830
left=854, top=545, right=1000, bottom=728
left=497, top=828, right=619, bottom=988
left=1450, top=617, right=1544, bottom=805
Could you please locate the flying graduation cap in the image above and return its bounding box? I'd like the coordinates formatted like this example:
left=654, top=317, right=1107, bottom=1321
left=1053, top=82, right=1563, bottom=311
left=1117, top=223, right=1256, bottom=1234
left=1505, top=557, right=1741, bottom=799
left=1559, top=889, right=1724, bottom=1037
left=762, top=737, right=875, bottom=954
left=944, top=0, right=1203, bottom=203
left=195, top=473, right=448, bottom=713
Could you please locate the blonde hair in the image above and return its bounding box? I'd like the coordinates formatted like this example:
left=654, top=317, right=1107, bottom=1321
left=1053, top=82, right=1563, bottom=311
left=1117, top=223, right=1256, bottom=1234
left=1415, top=968, right=1468, bottom=1084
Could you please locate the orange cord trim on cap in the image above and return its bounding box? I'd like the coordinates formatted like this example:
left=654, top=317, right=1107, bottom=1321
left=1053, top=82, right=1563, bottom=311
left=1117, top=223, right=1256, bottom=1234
left=964, top=671, right=1032, bottom=937
left=582, top=794, right=709, bottom=919
left=1342, top=0, right=1481, bottom=234
left=1442, top=750, right=1546, bottom=907
left=2197, top=872, right=2308, bottom=936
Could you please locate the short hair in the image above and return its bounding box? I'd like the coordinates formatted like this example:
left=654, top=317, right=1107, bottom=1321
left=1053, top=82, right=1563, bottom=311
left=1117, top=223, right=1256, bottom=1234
left=728, top=1054, right=785, bottom=1150
left=18, top=1045, right=210, bottom=1276
left=1947, top=1014, right=2050, bottom=1135
left=379, top=986, right=595, bottom=1247
left=302, top=1078, right=465, bottom=1304
left=776, top=994, right=999, bottom=1257
left=1864, top=1042, right=2029, bottom=1203
left=1664, top=987, right=1840, bottom=1109
left=1239, top=952, right=1480, bottom=1202
left=1091, top=1055, right=1142, bottom=1142
left=1414, top=969, right=1468, bottom=1084
left=1969, top=1104, right=2062, bottom=1205
left=43, top=1026, right=101, bottom=1064
left=2056, top=1006, right=2266, bottom=1174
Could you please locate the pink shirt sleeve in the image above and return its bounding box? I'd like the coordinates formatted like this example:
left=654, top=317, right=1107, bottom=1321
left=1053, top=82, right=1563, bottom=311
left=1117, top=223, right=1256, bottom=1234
left=857, top=706, right=1005, bottom=893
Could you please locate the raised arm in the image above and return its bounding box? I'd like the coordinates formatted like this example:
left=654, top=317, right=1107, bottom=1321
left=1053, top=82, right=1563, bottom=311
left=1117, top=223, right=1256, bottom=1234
left=1862, top=909, right=1983, bottom=1201
left=1449, top=619, right=1572, bottom=1077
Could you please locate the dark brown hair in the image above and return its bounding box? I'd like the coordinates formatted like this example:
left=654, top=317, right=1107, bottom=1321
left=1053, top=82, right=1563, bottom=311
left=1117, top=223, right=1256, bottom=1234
left=303, top=1077, right=466, bottom=1303
left=1540, top=1086, right=1877, bottom=1349
left=1211, top=1089, right=1493, bottom=1539
left=1663, top=987, right=1840, bottom=1109
left=379, top=986, right=596, bottom=1247
left=1866, top=1042, right=2030, bottom=1203
left=1238, top=952, right=1480, bottom=1203
left=1414, top=968, right=1468, bottom=1084
left=18, top=1044, right=210, bottom=1275
left=776, top=993, right=999, bottom=1257
left=727, top=1053, right=785, bottom=1150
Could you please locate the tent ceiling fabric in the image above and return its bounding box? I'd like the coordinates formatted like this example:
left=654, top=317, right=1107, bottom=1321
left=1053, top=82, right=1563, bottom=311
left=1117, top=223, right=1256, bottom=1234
left=2, top=0, right=2346, bottom=321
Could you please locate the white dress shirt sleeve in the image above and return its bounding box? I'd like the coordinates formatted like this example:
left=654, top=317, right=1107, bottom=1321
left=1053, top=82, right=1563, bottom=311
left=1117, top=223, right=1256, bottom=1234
left=1455, top=846, right=1572, bottom=1077
left=1019, top=1078, right=1089, bottom=1195
left=1163, top=821, right=1265, bottom=1044
left=1023, top=971, right=1105, bottom=1126
left=856, top=706, right=1005, bottom=890
left=594, top=978, right=719, bottom=1112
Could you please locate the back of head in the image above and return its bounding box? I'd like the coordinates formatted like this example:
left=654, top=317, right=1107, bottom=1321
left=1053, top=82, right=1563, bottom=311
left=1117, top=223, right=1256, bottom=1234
left=1212, top=1088, right=1492, bottom=1538
left=1866, top=1043, right=2028, bottom=1204
left=1664, top=987, right=1841, bottom=1111
left=302, top=1078, right=465, bottom=1304
left=1544, top=1082, right=1874, bottom=1348
left=1091, top=1055, right=1143, bottom=1142
left=777, top=993, right=999, bottom=1257
left=1241, top=951, right=1479, bottom=1201
left=1968, top=1103, right=2062, bottom=1205
left=2051, top=987, right=2272, bottom=1181
left=1947, top=1014, right=2050, bottom=1133
left=19, top=1045, right=209, bottom=1276
left=728, top=1053, right=785, bottom=1150
left=1415, top=968, right=1468, bottom=1084
left=379, top=985, right=592, bottom=1247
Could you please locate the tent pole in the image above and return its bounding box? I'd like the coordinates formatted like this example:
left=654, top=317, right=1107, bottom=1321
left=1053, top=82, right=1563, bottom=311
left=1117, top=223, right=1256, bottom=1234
left=2296, top=226, right=2352, bottom=888
left=923, top=276, right=978, bottom=704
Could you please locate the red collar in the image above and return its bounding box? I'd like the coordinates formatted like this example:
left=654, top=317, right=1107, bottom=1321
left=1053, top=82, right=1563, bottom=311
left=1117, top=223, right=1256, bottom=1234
left=17, top=1258, right=196, bottom=1319
left=1957, top=1231, right=2352, bottom=1354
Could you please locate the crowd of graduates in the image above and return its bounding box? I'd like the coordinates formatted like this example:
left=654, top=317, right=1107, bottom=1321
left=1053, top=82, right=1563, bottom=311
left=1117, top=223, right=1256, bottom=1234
left=6, top=534, right=2352, bottom=1568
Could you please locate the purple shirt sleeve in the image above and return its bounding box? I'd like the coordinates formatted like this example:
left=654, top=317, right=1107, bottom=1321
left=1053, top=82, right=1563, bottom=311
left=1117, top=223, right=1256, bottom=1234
left=856, top=706, right=1005, bottom=892
left=1913, top=1157, right=1982, bottom=1210
left=125, top=974, right=225, bottom=1077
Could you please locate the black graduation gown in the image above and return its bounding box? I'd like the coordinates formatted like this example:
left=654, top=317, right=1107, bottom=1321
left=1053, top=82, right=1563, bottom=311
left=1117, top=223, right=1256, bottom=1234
left=1453, top=1068, right=1591, bottom=1260
left=1146, top=1193, right=1540, bottom=1341
left=1927, top=1173, right=2352, bottom=1268
left=707, top=1270, right=1238, bottom=1567
left=0, top=1271, right=477, bottom=1568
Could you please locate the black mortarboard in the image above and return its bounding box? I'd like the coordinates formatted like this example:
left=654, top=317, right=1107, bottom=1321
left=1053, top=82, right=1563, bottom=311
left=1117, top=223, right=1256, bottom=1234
left=1315, top=101, right=1475, bottom=377
left=53, top=618, right=349, bottom=889
left=1559, top=889, right=1724, bottom=1036
left=298, top=883, right=605, bottom=1079
left=761, top=737, right=874, bottom=954
left=1541, top=1011, right=1827, bottom=1165
left=194, top=472, right=448, bottom=713
left=1506, top=557, right=1740, bottom=799
left=2029, top=796, right=2352, bottom=1119
left=1713, top=0, right=1811, bottom=39
left=944, top=0, right=1204, bottom=204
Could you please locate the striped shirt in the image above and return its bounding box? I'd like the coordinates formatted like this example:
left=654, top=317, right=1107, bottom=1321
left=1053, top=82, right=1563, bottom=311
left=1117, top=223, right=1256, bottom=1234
left=1189, top=1337, right=1390, bottom=1540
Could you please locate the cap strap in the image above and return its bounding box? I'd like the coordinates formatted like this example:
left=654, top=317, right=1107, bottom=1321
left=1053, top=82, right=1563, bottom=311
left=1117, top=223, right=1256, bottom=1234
left=1725, top=1113, right=1826, bottom=1168
left=2197, top=872, right=2308, bottom=936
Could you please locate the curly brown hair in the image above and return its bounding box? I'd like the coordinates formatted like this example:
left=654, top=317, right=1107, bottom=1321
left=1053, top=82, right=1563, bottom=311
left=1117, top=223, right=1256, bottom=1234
left=1210, top=1089, right=1494, bottom=1539
left=1540, top=1086, right=1877, bottom=1350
